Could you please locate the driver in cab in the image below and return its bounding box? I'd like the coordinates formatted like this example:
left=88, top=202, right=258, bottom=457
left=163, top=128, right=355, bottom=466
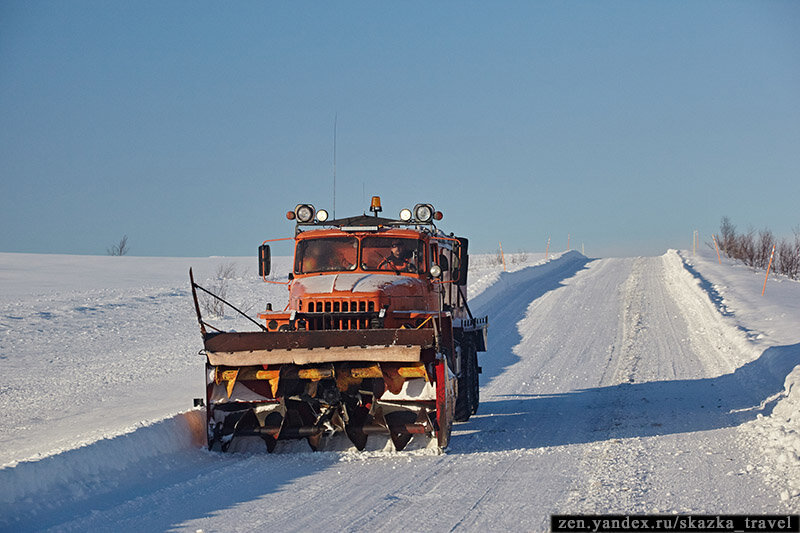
left=379, top=241, right=416, bottom=273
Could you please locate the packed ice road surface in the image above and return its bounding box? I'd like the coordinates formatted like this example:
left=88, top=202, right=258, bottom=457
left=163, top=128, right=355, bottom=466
left=1, top=248, right=798, bottom=531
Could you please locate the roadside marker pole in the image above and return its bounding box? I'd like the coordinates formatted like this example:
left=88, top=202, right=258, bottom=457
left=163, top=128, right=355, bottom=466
left=567, top=234, right=570, bottom=251
left=762, top=244, right=776, bottom=296
left=499, top=241, right=507, bottom=272
left=545, top=237, right=550, bottom=260
left=712, top=234, right=721, bottom=264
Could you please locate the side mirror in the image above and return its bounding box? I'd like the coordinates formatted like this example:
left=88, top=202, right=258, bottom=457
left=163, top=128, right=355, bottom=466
left=258, top=244, right=271, bottom=277
left=456, top=237, right=469, bottom=286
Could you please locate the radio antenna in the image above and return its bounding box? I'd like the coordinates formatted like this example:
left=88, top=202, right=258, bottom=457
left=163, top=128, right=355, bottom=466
left=332, top=113, right=337, bottom=219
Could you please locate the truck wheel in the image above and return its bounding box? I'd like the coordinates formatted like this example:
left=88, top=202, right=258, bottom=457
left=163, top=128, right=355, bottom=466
left=454, top=341, right=474, bottom=422
left=469, top=343, right=480, bottom=415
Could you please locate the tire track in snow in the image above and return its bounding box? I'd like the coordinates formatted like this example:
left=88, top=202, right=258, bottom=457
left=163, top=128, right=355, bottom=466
left=567, top=258, right=651, bottom=513
left=565, top=255, right=731, bottom=513
left=564, top=253, right=789, bottom=514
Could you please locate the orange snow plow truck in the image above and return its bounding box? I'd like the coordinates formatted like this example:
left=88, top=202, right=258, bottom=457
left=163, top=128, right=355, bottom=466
left=190, top=197, right=488, bottom=452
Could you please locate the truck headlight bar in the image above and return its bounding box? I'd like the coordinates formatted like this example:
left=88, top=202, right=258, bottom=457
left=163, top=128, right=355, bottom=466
left=290, top=199, right=440, bottom=226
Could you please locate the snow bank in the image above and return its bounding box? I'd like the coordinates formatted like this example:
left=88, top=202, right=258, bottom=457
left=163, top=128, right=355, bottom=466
left=0, top=410, right=205, bottom=528
left=766, top=366, right=800, bottom=499
left=662, top=250, right=759, bottom=374
left=467, top=252, right=561, bottom=301
left=742, top=358, right=800, bottom=502
left=679, top=248, right=800, bottom=504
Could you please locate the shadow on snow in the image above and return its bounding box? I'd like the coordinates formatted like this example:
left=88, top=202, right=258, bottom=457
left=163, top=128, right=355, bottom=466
left=451, top=342, right=799, bottom=454
left=677, top=251, right=757, bottom=339
left=453, top=249, right=798, bottom=454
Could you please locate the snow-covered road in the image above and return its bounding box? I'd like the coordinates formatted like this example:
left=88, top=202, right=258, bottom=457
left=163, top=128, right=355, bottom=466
left=1, top=249, right=798, bottom=531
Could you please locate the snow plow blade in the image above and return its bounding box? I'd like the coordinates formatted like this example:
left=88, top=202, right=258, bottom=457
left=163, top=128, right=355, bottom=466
left=198, top=323, right=455, bottom=453
left=203, top=328, right=435, bottom=366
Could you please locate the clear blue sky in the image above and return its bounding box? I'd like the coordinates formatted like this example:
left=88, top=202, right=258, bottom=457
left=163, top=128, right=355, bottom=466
left=2, top=1, right=798, bottom=258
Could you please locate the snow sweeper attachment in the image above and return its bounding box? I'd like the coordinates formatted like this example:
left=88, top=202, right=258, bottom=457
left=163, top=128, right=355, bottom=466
left=190, top=197, right=488, bottom=453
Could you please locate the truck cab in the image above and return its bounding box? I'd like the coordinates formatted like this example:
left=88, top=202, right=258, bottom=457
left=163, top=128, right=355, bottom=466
left=259, top=214, right=470, bottom=332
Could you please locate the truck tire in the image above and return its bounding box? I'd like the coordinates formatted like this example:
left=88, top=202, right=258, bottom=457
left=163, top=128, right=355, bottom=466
left=454, top=341, right=475, bottom=422
left=468, top=342, right=480, bottom=415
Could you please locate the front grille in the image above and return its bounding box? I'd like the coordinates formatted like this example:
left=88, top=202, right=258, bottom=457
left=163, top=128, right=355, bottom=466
left=301, top=299, right=378, bottom=330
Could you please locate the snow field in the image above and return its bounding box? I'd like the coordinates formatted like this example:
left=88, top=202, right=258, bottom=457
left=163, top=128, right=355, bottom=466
left=1, top=247, right=799, bottom=530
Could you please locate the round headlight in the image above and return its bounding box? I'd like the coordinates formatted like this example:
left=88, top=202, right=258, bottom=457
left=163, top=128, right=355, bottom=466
left=414, top=204, right=434, bottom=222
left=399, top=208, right=412, bottom=221
left=316, top=209, right=329, bottom=222
left=429, top=264, right=442, bottom=278
left=295, top=204, right=315, bottom=223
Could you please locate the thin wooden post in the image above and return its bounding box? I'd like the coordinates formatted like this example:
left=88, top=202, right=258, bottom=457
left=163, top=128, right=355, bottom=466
left=762, top=244, right=776, bottom=296
left=712, top=234, right=721, bottom=264
left=499, top=241, right=507, bottom=272
left=545, top=237, right=550, bottom=260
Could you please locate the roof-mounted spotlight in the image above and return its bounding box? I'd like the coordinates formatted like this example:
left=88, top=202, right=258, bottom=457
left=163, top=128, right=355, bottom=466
left=399, top=208, right=413, bottom=222
left=295, top=204, right=315, bottom=223
left=316, top=209, right=329, bottom=223
left=413, top=203, right=434, bottom=223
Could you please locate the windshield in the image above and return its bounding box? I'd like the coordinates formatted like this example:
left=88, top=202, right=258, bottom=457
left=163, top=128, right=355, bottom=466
left=295, top=237, right=358, bottom=274
left=361, top=237, right=424, bottom=273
